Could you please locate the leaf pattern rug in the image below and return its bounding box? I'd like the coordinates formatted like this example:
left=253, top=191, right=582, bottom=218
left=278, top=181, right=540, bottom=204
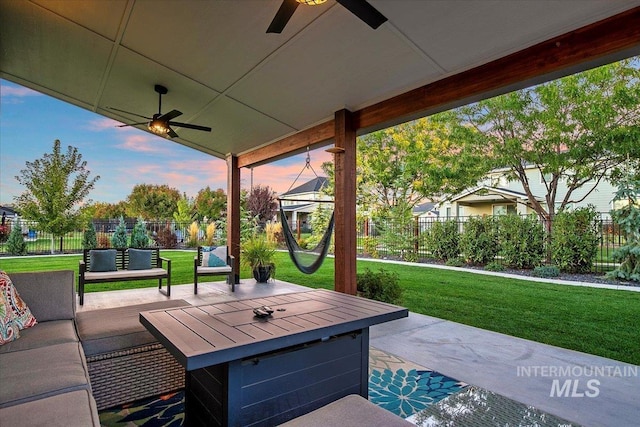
left=99, top=347, right=467, bottom=426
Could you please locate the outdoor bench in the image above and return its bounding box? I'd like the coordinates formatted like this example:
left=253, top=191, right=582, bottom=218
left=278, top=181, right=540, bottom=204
left=78, top=247, right=171, bottom=305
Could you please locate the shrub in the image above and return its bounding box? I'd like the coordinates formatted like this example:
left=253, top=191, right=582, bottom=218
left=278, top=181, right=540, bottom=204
left=356, top=268, right=402, bottom=304
left=362, top=236, right=379, bottom=258
left=485, top=261, right=505, bottom=272
left=97, top=232, right=111, bottom=248
left=460, top=216, right=499, bottom=266
left=82, top=221, right=98, bottom=250
left=204, top=222, right=216, bottom=246
left=6, top=219, right=27, bottom=255
left=187, top=221, right=200, bottom=247
left=445, top=258, right=464, bottom=267
left=156, top=224, right=178, bottom=248
left=423, top=220, right=460, bottom=261
left=265, top=222, right=283, bottom=246
left=607, top=177, right=640, bottom=282
left=111, top=216, right=128, bottom=248
left=551, top=206, right=599, bottom=273
left=498, top=214, right=544, bottom=269
left=533, top=265, right=560, bottom=278
left=130, top=217, right=149, bottom=248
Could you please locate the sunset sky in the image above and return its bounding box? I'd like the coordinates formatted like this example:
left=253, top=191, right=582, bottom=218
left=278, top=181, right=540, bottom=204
left=0, top=79, right=332, bottom=206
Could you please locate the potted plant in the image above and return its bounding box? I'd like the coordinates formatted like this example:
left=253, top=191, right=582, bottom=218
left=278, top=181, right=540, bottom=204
left=241, top=234, right=276, bottom=283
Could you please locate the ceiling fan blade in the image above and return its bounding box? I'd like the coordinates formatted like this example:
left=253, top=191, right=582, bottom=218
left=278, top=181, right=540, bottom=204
left=106, top=107, right=152, bottom=120
left=336, top=0, right=387, bottom=29
left=267, top=0, right=299, bottom=33
left=117, top=121, right=148, bottom=128
left=168, top=121, right=212, bottom=132
left=167, top=127, right=179, bottom=138
left=158, top=109, right=182, bottom=121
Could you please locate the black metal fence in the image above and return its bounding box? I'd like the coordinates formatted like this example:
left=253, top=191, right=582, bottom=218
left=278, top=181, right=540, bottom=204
left=0, top=214, right=625, bottom=273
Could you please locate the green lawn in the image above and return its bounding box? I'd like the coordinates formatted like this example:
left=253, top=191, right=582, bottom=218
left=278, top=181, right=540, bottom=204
left=1, top=250, right=639, bottom=365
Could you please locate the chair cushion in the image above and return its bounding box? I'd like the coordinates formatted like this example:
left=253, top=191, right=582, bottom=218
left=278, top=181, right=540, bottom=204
left=201, top=246, right=227, bottom=267
left=128, top=248, right=152, bottom=270
left=89, top=249, right=117, bottom=272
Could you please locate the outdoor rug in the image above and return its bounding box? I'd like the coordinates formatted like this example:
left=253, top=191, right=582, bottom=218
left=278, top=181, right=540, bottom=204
left=98, top=347, right=467, bottom=426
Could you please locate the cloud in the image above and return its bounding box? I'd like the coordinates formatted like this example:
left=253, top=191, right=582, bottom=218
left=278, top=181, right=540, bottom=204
left=0, top=84, right=43, bottom=105
left=85, top=117, right=123, bottom=131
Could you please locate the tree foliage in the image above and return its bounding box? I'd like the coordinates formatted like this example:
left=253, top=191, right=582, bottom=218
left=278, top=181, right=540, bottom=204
left=607, top=177, right=640, bottom=281
left=6, top=219, right=27, bottom=256
left=455, top=59, right=640, bottom=230
left=194, top=187, right=226, bottom=221
left=14, top=139, right=99, bottom=253
left=111, top=216, right=128, bottom=248
left=356, top=117, right=487, bottom=214
left=130, top=217, right=149, bottom=248
left=82, top=221, right=98, bottom=250
left=173, top=193, right=195, bottom=223
left=126, top=184, right=181, bottom=220
left=246, top=185, right=277, bottom=227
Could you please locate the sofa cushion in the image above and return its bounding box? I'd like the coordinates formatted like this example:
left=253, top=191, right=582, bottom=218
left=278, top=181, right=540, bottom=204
left=8, top=271, right=75, bottom=322
left=89, top=249, right=117, bottom=272
left=201, top=246, right=227, bottom=267
left=128, top=248, right=152, bottom=270
left=0, top=389, right=100, bottom=427
left=0, top=320, right=78, bottom=354
left=76, top=300, right=190, bottom=357
left=0, top=342, right=91, bottom=408
left=278, top=394, right=414, bottom=427
left=0, top=271, right=37, bottom=330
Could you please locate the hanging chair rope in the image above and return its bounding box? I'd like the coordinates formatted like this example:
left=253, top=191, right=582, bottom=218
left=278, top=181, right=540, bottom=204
left=278, top=147, right=334, bottom=274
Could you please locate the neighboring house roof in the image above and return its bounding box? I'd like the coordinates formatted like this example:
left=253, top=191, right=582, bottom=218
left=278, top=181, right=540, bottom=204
left=413, top=202, right=438, bottom=215
left=280, top=177, right=328, bottom=197
left=0, top=206, right=18, bottom=217
left=450, top=185, right=543, bottom=203
left=280, top=203, right=315, bottom=213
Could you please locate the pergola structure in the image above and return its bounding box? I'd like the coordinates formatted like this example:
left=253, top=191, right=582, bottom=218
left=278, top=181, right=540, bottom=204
left=2, top=1, right=639, bottom=294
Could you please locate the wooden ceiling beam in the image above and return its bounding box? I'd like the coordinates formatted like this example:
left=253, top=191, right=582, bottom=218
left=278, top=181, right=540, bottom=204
left=237, top=120, right=335, bottom=168
left=238, top=7, right=640, bottom=168
left=354, top=7, right=640, bottom=133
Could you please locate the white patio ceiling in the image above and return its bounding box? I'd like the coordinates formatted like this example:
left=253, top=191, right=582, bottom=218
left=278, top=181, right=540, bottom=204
left=1, top=0, right=639, bottom=162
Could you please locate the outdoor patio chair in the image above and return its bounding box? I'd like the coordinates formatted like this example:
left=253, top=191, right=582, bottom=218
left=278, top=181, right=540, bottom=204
left=194, top=246, right=235, bottom=293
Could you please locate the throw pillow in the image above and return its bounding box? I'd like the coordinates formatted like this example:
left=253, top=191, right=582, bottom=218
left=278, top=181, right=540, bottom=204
left=201, top=246, right=227, bottom=267
left=0, top=270, right=37, bottom=333
left=0, top=281, right=20, bottom=345
left=128, top=248, right=152, bottom=270
left=89, top=249, right=117, bottom=272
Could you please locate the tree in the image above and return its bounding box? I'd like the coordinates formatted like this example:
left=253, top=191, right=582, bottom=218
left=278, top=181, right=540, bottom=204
left=14, top=139, right=99, bottom=254
left=126, top=184, right=181, bottom=220
left=607, top=177, right=640, bottom=281
left=88, top=201, right=128, bottom=219
left=173, top=193, right=194, bottom=223
left=194, top=187, right=226, bottom=221
left=455, top=59, right=640, bottom=234
left=6, top=218, right=27, bottom=255
left=353, top=117, right=487, bottom=216
left=82, top=221, right=98, bottom=249
left=111, top=216, right=128, bottom=248
left=130, top=217, right=149, bottom=248
left=246, top=185, right=277, bottom=227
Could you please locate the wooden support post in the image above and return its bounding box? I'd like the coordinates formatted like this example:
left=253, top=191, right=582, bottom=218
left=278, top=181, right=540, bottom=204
left=227, top=154, right=241, bottom=284
left=334, top=109, right=357, bottom=295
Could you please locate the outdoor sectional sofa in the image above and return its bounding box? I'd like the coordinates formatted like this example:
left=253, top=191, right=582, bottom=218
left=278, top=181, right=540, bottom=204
left=0, top=270, right=187, bottom=425
left=0, top=270, right=100, bottom=426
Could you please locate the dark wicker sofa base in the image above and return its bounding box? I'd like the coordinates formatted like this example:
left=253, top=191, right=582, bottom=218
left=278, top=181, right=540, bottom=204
left=76, top=300, right=189, bottom=410
left=86, top=343, right=184, bottom=410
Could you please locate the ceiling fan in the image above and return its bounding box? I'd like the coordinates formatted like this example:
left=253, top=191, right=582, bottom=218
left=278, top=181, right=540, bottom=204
left=109, top=85, right=212, bottom=138
left=267, top=0, right=387, bottom=34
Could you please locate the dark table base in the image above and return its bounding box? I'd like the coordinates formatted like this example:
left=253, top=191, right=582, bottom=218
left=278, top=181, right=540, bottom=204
left=185, top=329, right=369, bottom=427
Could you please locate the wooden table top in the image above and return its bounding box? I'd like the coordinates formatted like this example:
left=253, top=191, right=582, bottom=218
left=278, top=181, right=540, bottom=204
left=140, top=289, right=408, bottom=370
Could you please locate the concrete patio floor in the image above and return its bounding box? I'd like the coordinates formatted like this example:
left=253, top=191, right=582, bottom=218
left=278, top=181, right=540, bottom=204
left=77, top=279, right=639, bottom=427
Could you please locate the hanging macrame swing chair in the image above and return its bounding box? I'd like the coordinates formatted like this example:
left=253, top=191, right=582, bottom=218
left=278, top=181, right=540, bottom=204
left=278, top=150, right=335, bottom=274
